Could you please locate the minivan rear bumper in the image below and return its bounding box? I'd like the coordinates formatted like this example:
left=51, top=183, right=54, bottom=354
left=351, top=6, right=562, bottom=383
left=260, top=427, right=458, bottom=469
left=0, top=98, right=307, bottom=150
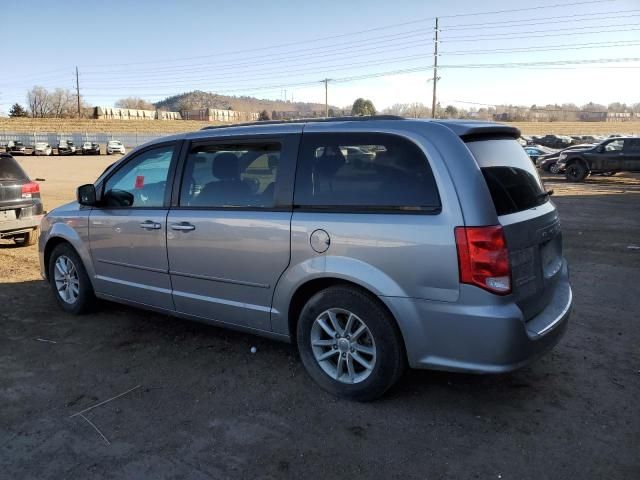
left=382, top=260, right=572, bottom=373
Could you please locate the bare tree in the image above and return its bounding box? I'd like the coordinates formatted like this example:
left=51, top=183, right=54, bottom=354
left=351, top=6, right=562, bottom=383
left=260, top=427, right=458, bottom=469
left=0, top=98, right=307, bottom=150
left=49, top=88, right=76, bottom=118
left=26, top=86, right=52, bottom=118
left=405, top=102, right=431, bottom=118
left=115, top=97, right=155, bottom=110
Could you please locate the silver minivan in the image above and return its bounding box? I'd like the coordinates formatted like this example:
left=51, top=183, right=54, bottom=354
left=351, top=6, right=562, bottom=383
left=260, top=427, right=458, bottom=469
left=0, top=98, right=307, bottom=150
left=39, top=117, right=572, bottom=400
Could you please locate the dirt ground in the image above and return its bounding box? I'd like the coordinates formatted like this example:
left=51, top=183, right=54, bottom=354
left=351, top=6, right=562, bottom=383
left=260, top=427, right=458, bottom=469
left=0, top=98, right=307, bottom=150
left=1, top=155, right=639, bottom=479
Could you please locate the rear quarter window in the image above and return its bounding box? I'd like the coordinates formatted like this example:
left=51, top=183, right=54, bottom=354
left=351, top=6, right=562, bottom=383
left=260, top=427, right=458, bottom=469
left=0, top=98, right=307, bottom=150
left=466, top=139, right=548, bottom=216
left=294, top=132, right=440, bottom=213
left=0, top=155, right=28, bottom=181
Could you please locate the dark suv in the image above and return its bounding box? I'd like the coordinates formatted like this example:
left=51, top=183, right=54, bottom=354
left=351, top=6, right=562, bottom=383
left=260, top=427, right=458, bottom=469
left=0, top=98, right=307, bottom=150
left=0, top=153, right=43, bottom=245
left=556, top=137, right=640, bottom=182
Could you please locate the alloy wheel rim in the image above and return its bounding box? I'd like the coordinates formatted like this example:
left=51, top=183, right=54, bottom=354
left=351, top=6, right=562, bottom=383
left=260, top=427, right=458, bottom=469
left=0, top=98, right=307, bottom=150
left=53, top=255, right=79, bottom=304
left=310, top=308, right=377, bottom=384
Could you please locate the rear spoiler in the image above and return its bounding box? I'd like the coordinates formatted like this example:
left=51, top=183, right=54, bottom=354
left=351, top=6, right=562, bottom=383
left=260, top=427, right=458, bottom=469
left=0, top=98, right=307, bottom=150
left=432, top=121, right=521, bottom=142
left=459, top=126, right=521, bottom=143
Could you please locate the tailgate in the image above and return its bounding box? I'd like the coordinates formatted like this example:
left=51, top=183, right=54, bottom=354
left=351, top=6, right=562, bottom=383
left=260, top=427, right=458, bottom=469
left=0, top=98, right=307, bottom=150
left=466, top=138, right=563, bottom=321
left=501, top=206, right=563, bottom=320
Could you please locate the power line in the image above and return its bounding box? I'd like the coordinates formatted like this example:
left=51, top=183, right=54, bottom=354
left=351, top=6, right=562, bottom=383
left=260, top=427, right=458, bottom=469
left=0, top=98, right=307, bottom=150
left=76, top=0, right=613, bottom=69
left=75, top=10, right=638, bottom=77
left=79, top=57, right=640, bottom=98
left=440, top=8, right=640, bottom=30
left=442, top=26, right=640, bottom=43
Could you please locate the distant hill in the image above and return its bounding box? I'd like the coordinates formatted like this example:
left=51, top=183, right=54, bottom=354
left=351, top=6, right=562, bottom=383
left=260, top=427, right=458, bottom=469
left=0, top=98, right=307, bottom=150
left=154, top=90, right=338, bottom=115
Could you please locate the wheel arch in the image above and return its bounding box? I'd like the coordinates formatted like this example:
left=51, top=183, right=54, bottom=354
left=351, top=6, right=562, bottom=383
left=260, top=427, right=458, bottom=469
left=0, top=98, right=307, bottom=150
left=565, top=156, right=589, bottom=169
left=43, top=223, right=95, bottom=285
left=285, top=277, right=407, bottom=360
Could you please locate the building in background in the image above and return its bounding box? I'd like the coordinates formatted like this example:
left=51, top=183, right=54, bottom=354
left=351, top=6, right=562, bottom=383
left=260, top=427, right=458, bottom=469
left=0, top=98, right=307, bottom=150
left=181, top=108, right=259, bottom=122
left=93, top=107, right=182, bottom=121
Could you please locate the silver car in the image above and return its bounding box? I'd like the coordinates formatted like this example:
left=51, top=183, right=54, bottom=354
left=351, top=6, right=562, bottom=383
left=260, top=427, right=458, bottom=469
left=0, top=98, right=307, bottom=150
left=39, top=117, right=572, bottom=400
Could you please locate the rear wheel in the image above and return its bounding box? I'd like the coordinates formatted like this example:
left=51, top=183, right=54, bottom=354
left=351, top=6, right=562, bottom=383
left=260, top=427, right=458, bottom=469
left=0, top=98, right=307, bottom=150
left=565, top=162, right=588, bottom=182
left=296, top=286, right=405, bottom=401
left=48, top=243, right=95, bottom=314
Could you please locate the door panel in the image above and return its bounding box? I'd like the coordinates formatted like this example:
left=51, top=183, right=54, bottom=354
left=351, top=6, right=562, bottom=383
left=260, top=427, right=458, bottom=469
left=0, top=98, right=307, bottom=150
left=167, top=210, right=291, bottom=330
left=623, top=139, right=640, bottom=171
left=166, top=134, right=299, bottom=330
left=90, top=209, right=173, bottom=309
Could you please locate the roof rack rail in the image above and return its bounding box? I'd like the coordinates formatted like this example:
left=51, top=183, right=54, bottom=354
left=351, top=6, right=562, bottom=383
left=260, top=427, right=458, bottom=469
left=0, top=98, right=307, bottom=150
left=200, top=115, right=404, bottom=130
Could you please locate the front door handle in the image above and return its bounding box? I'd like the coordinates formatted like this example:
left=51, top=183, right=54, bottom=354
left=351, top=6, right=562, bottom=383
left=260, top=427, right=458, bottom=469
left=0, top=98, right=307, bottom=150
left=171, top=222, right=196, bottom=232
left=139, top=220, right=161, bottom=230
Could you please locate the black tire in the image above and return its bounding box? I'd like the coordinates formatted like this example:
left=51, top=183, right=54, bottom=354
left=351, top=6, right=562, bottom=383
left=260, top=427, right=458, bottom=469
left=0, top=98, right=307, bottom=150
left=48, top=243, right=96, bottom=314
left=296, top=286, right=405, bottom=401
left=13, top=227, right=40, bottom=246
left=565, top=162, right=588, bottom=182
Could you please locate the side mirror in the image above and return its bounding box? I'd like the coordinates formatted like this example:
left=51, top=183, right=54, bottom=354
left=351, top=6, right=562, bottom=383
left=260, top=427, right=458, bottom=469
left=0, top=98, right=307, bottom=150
left=77, top=184, right=97, bottom=206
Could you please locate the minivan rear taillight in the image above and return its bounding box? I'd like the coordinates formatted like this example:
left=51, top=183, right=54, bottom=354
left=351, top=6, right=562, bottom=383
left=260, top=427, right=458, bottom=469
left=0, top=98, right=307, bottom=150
left=455, top=226, right=511, bottom=295
left=21, top=181, right=40, bottom=199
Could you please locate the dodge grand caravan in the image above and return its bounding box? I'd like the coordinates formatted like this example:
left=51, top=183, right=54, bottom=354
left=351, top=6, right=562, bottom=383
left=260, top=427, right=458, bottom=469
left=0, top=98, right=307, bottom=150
left=39, top=117, right=572, bottom=401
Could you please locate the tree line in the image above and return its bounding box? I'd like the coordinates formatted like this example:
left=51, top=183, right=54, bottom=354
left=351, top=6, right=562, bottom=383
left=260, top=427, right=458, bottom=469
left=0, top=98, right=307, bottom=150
left=7, top=86, right=157, bottom=118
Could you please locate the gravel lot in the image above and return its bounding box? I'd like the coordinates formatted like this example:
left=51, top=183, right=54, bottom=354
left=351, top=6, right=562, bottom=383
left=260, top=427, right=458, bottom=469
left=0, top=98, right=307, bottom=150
left=1, top=155, right=639, bottom=479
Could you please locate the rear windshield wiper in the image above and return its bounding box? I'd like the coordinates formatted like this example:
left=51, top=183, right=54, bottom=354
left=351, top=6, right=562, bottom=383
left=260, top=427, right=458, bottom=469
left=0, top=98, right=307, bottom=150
left=537, top=189, right=554, bottom=200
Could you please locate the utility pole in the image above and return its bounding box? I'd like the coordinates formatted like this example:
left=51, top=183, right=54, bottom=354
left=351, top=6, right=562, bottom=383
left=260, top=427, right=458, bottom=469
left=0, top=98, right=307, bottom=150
left=431, top=18, right=439, bottom=119
left=322, top=78, right=331, bottom=117
left=75, top=66, right=81, bottom=118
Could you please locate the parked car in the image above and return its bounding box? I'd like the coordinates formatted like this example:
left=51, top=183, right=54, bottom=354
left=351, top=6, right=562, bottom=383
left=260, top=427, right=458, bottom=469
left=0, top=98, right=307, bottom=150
left=6, top=140, right=27, bottom=155
left=32, top=142, right=53, bottom=156
left=524, top=145, right=556, bottom=162
left=0, top=152, right=43, bottom=245
left=81, top=142, right=101, bottom=155
left=556, top=137, right=640, bottom=182
left=39, top=117, right=572, bottom=401
left=535, top=135, right=573, bottom=149
left=536, top=144, right=596, bottom=173
left=58, top=140, right=76, bottom=155
left=106, top=140, right=126, bottom=155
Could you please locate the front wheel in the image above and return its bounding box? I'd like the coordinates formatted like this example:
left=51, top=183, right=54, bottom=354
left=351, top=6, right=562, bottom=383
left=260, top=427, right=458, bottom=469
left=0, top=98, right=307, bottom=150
left=48, top=243, right=95, bottom=314
left=565, top=162, right=588, bottom=182
left=550, top=163, right=561, bottom=174
left=296, top=286, right=405, bottom=401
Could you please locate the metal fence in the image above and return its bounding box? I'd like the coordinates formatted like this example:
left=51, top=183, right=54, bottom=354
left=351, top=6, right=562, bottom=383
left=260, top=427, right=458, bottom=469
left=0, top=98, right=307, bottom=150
left=0, top=131, right=177, bottom=149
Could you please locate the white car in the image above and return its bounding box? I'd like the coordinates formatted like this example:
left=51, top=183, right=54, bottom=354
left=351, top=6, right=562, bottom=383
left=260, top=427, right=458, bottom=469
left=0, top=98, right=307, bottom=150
left=33, top=142, right=53, bottom=156
left=106, top=140, right=126, bottom=155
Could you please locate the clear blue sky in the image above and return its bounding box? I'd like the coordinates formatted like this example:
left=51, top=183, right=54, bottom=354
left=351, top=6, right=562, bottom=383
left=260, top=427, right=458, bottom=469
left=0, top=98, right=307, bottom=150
left=1, top=0, right=639, bottom=114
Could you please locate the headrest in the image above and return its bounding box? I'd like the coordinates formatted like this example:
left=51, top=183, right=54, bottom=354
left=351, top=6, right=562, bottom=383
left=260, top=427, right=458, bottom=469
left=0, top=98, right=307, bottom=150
left=315, top=146, right=345, bottom=177
left=212, top=152, right=241, bottom=180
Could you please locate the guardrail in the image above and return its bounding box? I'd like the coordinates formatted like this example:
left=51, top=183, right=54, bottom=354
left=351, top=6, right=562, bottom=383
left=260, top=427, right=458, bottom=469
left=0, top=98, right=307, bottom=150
left=0, top=131, right=176, bottom=149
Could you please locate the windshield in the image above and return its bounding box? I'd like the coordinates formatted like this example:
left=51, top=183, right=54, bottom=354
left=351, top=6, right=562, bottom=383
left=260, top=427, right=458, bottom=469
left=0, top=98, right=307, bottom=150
left=108, top=141, right=122, bottom=146
left=35, top=142, right=47, bottom=148
left=466, top=138, right=548, bottom=217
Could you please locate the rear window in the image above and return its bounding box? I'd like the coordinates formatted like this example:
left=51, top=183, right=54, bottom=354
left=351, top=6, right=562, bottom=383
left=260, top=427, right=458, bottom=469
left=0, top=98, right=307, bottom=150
left=466, top=139, right=548, bottom=216
left=0, top=155, right=28, bottom=181
left=294, top=132, right=440, bottom=212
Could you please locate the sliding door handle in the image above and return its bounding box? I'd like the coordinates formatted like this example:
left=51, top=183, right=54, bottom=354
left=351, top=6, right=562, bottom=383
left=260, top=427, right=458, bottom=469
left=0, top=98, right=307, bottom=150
left=171, top=222, right=196, bottom=232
